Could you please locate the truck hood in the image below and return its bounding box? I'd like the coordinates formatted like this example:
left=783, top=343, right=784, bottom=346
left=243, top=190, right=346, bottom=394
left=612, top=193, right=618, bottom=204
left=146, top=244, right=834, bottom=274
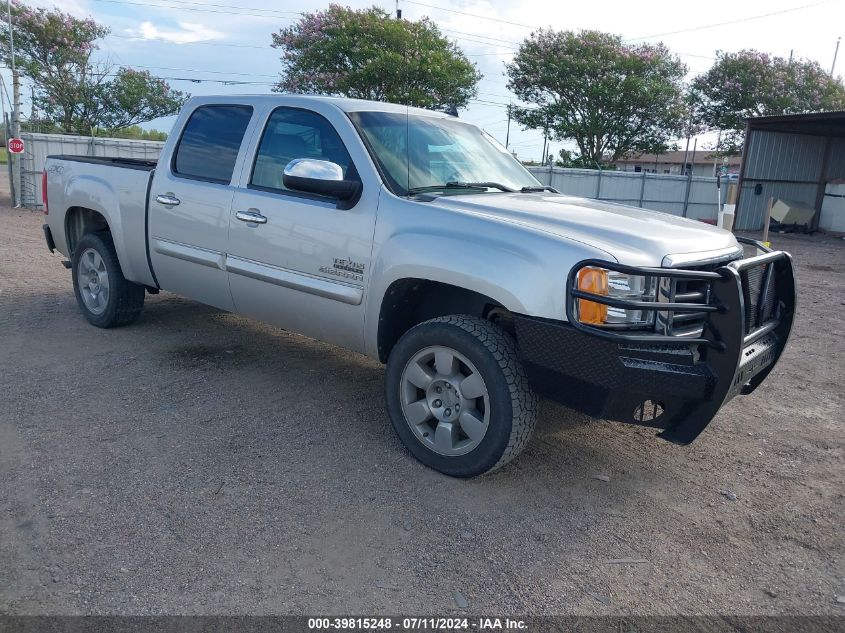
left=431, top=192, right=741, bottom=266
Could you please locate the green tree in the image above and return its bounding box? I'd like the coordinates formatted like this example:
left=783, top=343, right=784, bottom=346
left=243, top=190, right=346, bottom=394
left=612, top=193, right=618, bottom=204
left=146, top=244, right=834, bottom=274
left=0, top=2, right=186, bottom=134
left=506, top=30, right=687, bottom=165
left=105, top=125, right=168, bottom=141
left=271, top=4, right=481, bottom=110
left=689, top=50, right=845, bottom=154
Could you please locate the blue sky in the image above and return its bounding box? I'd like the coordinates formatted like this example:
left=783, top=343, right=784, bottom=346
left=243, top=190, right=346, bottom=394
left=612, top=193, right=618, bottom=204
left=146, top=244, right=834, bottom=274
left=4, top=0, right=845, bottom=161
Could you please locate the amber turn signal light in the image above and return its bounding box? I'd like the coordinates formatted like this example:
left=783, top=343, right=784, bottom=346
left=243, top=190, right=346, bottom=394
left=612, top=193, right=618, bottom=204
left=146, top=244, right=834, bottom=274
left=577, top=267, right=609, bottom=325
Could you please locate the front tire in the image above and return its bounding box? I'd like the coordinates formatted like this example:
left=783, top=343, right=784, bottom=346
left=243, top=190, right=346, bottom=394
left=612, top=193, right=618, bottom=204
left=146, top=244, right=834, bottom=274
left=386, top=315, right=538, bottom=477
left=71, top=232, right=145, bottom=328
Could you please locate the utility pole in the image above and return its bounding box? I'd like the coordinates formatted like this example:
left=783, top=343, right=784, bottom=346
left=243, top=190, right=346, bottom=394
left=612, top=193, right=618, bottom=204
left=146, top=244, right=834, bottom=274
left=0, top=74, right=6, bottom=123
left=505, top=104, right=512, bottom=150
left=6, top=0, right=21, bottom=207
left=713, top=129, right=722, bottom=176
left=681, top=118, right=692, bottom=176
left=540, top=134, right=547, bottom=166
left=831, top=36, right=841, bottom=76
left=395, top=0, right=401, bottom=19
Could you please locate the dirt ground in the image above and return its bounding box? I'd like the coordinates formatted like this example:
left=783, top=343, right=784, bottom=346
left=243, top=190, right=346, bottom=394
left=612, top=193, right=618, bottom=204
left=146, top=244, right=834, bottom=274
left=0, top=175, right=843, bottom=617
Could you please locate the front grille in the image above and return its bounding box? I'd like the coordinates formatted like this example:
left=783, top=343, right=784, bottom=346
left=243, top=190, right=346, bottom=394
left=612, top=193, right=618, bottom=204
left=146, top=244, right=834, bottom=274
left=656, top=260, right=725, bottom=337
left=740, top=264, right=777, bottom=331
left=657, top=256, right=778, bottom=338
left=657, top=279, right=710, bottom=336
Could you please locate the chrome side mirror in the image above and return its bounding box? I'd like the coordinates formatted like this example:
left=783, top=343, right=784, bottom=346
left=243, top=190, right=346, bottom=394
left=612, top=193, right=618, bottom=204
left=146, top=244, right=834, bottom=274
left=282, top=158, right=360, bottom=203
left=284, top=158, right=344, bottom=181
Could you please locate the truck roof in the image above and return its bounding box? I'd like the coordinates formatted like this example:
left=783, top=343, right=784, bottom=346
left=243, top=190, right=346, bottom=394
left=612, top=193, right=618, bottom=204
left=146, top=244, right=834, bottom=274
left=184, top=94, right=453, bottom=118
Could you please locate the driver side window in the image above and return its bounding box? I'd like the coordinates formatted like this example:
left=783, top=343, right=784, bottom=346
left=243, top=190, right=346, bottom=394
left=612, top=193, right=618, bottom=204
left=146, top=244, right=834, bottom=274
left=250, top=107, right=355, bottom=193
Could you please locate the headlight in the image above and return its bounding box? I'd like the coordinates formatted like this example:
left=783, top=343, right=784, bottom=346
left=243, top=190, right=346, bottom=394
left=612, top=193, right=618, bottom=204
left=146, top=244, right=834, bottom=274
left=576, top=267, right=657, bottom=327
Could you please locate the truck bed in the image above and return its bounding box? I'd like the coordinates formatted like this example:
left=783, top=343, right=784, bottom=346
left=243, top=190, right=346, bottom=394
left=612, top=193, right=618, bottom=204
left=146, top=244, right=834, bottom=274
left=47, top=155, right=157, bottom=171
left=45, top=154, right=158, bottom=288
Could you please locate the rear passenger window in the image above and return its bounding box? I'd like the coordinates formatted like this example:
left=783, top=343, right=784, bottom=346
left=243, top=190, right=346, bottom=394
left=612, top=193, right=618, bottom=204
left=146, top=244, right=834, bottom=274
left=251, top=107, right=356, bottom=192
left=173, top=105, right=253, bottom=183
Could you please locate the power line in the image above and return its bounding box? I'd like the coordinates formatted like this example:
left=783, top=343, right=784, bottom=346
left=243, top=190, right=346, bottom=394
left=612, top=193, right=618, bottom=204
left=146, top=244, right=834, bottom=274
left=108, top=34, right=271, bottom=50
left=98, top=3, right=522, bottom=53
left=109, top=33, right=714, bottom=63
left=90, top=0, right=300, bottom=20
left=111, top=30, right=517, bottom=54
left=402, top=1, right=539, bottom=30
left=465, top=52, right=515, bottom=57
left=117, top=0, right=301, bottom=15
left=90, top=0, right=753, bottom=61
left=60, top=66, right=527, bottom=111
left=627, top=0, right=833, bottom=41
left=477, top=91, right=518, bottom=100
left=129, top=64, right=278, bottom=78
left=439, top=27, right=520, bottom=48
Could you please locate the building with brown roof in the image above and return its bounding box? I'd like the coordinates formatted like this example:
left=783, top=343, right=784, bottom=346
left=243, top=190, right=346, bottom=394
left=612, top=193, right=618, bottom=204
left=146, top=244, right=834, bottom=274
left=611, top=150, right=742, bottom=177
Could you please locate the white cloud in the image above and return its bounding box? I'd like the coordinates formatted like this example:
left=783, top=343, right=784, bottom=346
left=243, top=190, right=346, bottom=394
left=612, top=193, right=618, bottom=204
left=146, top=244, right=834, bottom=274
left=126, top=21, right=224, bottom=45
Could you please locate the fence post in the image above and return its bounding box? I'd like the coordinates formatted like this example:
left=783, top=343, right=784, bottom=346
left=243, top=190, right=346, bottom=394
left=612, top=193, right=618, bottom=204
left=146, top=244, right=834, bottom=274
left=595, top=167, right=602, bottom=199
left=638, top=170, right=646, bottom=207
left=4, top=114, right=15, bottom=207
left=682, top=170, right=692, bottom=217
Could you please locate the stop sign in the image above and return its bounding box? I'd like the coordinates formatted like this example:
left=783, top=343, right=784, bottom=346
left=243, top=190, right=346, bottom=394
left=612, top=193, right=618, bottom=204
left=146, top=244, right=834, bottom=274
left=8, top=137, right=24, bottom=154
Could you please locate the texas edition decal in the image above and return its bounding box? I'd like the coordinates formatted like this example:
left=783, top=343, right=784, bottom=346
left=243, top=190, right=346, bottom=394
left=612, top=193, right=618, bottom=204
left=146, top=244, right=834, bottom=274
left=320, top=257, right=365, bottom=282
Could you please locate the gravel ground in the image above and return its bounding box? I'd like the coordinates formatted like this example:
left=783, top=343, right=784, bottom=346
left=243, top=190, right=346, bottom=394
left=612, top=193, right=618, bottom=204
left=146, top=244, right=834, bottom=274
left=0, top=177, right=843, bottom=616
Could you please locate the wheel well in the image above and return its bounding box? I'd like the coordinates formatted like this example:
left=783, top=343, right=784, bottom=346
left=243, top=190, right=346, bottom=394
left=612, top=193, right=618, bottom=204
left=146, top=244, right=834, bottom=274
left=377, top=278, right=511, bottom=362
left=65, top=207, right=110, bottom=255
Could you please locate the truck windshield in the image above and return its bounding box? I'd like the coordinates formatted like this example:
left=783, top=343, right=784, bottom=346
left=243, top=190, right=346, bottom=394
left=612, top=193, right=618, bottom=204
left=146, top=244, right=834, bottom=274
left=348, top=111, right=541, bottom=197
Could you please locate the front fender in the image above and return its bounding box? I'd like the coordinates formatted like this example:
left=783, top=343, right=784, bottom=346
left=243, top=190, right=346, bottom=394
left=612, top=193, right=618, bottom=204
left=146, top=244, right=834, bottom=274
left=364, top=229, right=561, bottom=358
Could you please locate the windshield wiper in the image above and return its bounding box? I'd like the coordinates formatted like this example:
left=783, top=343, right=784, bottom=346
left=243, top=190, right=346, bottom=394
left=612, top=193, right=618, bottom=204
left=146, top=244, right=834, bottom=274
left=520, top=185, right=558, bottom=193
left=447, top=181, right=515, bottom=192
left=408, top=181, right=515, bottom=195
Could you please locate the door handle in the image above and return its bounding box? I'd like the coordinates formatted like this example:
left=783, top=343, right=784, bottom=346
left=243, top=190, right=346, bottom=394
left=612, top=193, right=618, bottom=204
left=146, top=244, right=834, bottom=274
left=155, top=194, right=180, bottom=206
left=236, top=209, right=268, bottom=225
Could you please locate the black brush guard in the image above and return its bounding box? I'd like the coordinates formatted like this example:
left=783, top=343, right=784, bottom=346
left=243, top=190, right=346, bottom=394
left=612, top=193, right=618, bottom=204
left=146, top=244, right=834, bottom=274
left=513, top=238, right=796, bottom=444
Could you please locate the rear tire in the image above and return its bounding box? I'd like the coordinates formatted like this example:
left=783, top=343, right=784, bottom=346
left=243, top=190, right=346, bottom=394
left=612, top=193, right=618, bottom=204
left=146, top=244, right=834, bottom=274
left=385, top=315, right=538, bottom=477
left=71, top=232, right=145, bottom=328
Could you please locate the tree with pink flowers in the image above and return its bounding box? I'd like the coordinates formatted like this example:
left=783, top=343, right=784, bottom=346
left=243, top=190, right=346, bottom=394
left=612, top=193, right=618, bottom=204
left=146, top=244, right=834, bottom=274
left=689, top=50, right=845, bottom=154
left=506, top=29, right=687, bottom=166
left=0, top=2, right=185, bottom=134
left=271, top=5, right=481, bottom=111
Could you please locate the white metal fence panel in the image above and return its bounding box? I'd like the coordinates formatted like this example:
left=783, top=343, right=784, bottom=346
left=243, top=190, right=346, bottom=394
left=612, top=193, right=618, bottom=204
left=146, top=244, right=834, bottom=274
left=20, top=132, right=164, bottom=209
left=20, top=133, right=730, bottom=224
left=528, top=166, right=727, bottom=223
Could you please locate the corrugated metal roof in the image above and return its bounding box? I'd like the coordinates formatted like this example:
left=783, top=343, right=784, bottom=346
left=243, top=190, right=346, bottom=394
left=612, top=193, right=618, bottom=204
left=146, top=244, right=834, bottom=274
left=746, top=111, right=845, bottom=136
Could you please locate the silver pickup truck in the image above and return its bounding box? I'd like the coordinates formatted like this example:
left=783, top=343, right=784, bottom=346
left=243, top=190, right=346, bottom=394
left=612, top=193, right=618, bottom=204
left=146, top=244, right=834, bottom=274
left=42, top=95, right=796, bottom=477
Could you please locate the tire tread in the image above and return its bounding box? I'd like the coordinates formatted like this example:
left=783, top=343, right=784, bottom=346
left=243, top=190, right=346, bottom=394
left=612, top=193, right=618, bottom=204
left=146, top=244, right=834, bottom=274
left=97, top=232, right=145, bottom=327
left=407, top=315, right=538, bottom=474
left=73, top=231, right=144, bottom=328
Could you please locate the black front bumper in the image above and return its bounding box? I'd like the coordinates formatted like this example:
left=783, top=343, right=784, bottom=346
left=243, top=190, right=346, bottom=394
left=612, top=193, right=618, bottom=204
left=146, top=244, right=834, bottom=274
left=514, top=241, right=796, bottom=444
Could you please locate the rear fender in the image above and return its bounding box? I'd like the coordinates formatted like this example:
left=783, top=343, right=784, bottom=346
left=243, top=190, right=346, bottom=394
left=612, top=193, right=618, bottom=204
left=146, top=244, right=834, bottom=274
left=61, top=174, right=144, bottom=283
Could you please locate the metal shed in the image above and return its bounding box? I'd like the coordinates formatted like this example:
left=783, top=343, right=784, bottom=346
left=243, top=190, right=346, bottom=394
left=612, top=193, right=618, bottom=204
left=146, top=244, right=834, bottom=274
left=736, top=110, right=845, bottom=232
